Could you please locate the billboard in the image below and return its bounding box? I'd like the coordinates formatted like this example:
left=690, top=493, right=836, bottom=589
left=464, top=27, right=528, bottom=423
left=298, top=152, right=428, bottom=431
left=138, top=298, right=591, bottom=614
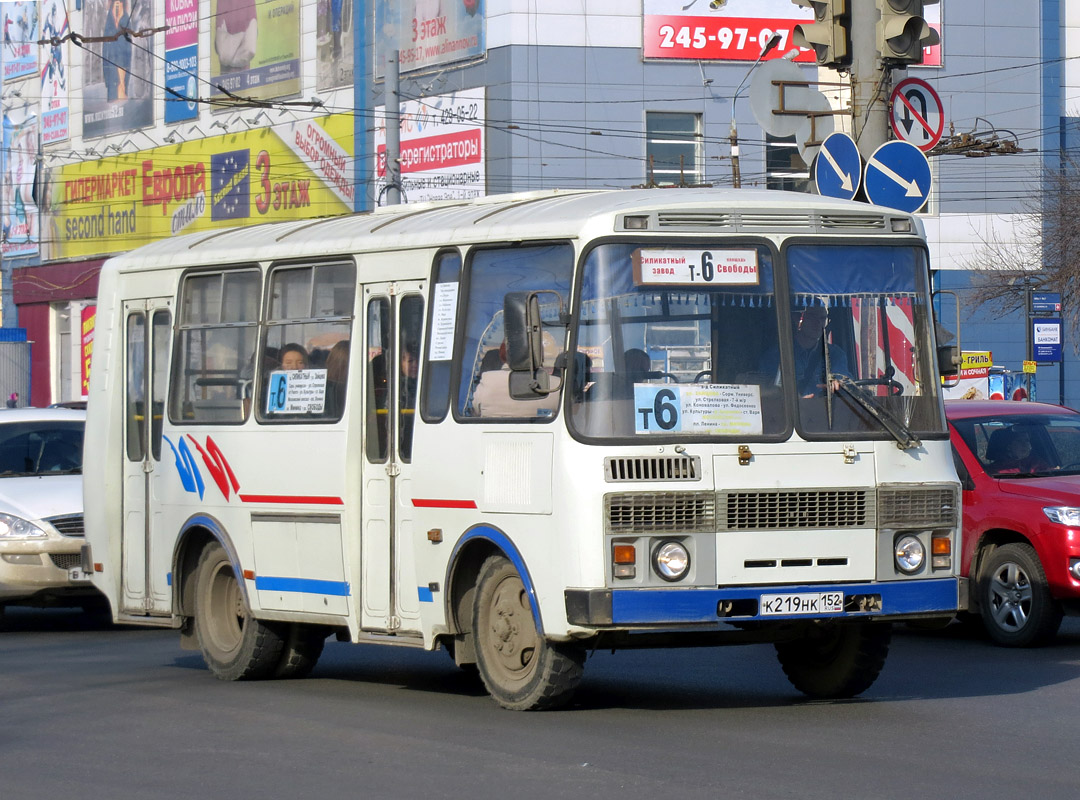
left=82, top=0, right=155, bottom=138
left=375, top=0, right=484, bottom=76
left=48, top=114, right=354, bottom=260
left=2, top=98, right=38, bottom=257
left=374, top=87, right=485, bottom=203
left=643, top=0, right=941, bottom=67
left=317, top=0, right=354, bottom=90
left=164, top=0, right=199, bottom=123
left=2, top=2, right=38, bottom=82
left=39, top=0, right=69, bottom=143
left=210, top=0, right=301, bottom=102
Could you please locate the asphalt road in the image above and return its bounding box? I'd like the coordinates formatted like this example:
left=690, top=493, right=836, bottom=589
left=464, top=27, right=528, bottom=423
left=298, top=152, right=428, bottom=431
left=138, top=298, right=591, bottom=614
left=2, top=608, right=1079, bottom=800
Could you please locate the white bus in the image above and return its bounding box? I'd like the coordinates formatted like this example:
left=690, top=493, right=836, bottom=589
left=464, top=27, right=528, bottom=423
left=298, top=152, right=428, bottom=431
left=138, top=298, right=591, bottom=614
left=84, top=188, right=963, bottom=710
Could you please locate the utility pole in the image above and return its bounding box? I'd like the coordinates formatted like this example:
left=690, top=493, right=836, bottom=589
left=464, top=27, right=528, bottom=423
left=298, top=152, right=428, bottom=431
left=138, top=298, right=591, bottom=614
left=384, top=50, right=401, bottom=206
left=848, top=1, right=888, bottom=159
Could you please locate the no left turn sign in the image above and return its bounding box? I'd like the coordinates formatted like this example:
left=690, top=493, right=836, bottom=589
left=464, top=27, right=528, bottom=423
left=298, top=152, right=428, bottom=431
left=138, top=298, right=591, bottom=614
left=890, top=77, right=944, bottom=152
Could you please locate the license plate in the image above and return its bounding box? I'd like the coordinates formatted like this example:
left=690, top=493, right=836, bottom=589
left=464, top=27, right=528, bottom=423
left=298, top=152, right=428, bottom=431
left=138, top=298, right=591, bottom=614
left=760, top=591, right=844, bottom=616
left=68, top=567, right=91, bottom=583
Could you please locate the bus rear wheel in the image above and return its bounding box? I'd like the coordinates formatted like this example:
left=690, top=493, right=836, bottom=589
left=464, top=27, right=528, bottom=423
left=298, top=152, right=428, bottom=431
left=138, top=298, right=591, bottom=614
left=775, top=621, right=891, bottom=699
left=274, top=624, right=327, bottom=679
left=193, top=542, right=284, bottom=681
left=472, top=555, right=584, bottom=711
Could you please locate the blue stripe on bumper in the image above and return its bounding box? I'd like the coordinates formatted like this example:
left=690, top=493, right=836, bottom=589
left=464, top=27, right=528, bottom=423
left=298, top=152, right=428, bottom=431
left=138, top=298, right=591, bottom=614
left=610, top=578, right=959, bottom=624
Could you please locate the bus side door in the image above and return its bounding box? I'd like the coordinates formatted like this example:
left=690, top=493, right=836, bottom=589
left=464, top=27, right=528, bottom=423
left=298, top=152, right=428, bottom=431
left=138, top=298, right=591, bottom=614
left=360, top=283, right=425, bottom=634
left=121, top=300, right=173, bottom=615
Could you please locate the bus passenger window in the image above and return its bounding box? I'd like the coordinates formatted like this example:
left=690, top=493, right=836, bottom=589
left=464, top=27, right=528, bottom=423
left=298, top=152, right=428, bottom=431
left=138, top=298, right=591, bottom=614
left=366, top=298, right=391, bottom=462
left=258, top=261, right=355, bottom=423
left=421, top=251, right=461, bottom=423
left=168, top=268, right=260, bottom=425
left=399, top=295, right=424, bottom=461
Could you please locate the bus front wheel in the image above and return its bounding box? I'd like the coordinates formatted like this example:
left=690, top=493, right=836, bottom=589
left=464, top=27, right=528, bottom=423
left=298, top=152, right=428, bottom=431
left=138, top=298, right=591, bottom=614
left=193, top=542, right=284, bottom=681
left=472, top=555, right=584, bottom=711
left=774, top=621, right=891, bottom=699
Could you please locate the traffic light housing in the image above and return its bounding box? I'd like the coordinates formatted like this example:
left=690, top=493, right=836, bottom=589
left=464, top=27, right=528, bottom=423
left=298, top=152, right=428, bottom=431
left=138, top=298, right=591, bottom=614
left=876, top=0, right=940, bottom=64
left=792, top=0, right=851, bottom=69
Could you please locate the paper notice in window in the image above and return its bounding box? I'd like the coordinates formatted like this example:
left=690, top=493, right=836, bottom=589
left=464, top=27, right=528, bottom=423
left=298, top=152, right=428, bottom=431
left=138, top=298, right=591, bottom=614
left=266, top=369, right=327, bottom=414
left=429, top=282, right=459, bottom=361
left=633, top=383, right=763, bottom=435
left=633, top=248, right=759, bottom=287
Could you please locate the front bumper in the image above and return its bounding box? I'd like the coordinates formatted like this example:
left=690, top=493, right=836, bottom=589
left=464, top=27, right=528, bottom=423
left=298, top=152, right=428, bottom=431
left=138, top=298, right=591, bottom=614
left=566, top=577, right=961, bottom=627
left=0, top=539, right=95, bottom=602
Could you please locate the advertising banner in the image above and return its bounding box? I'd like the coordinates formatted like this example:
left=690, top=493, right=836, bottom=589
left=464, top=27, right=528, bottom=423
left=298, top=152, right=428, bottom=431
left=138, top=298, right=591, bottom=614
left=81, top=305, right=97, bottom=397
left=39, top=0, right=68, bottom=143
left=375, top=0, right=484, bottom=76
left=48, top=114, right=354, bottom=260
left=1, top=98, right=39, bottom=257
left=165, top=0, right=199, bottom=123
left=374, top=87, right=485, bottom=203
left=643, top=0, right=941, bottom=67
left=1034, top=318, right=1062, bottom=362
left=210, top=0, right=300, bottom=102
left=317, top=0, right=354, bottom=90
left=2, top=2, right=38, bottom=82
left=82, top=0, right=155, bottom=138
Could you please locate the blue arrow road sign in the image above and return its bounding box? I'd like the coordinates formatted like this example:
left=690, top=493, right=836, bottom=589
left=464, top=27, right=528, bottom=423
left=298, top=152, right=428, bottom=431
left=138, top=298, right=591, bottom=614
left=815, top=132, right=862, bottom=201
left=864, top=140, right=931, bottom=213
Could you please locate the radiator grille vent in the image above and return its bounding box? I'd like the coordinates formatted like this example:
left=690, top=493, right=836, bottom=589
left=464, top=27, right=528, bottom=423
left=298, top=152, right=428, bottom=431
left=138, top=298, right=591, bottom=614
left=605, top=492, right=715, bottom=534
left=605, top=455, right=700, bottom=482
left=46, top=514, right=85, bottom=537
left=819, top=213, right=887, bottom=230
left=49, top=553, right=82, bottom=570
left=720, top=489, right=872, bottom=530
left=878, top=486, right=958, bottom=528
left=655, top=212, right=733, bottom=229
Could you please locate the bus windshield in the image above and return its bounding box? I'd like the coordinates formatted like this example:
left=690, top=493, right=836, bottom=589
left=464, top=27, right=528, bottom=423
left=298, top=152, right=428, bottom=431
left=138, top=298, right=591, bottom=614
left=569, top=240, right=944, bottom=441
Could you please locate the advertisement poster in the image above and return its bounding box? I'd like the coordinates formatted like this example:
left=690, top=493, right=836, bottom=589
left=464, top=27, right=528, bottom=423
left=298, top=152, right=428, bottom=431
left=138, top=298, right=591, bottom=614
left=643, top=0, right=941, bottom=67
left=374, top=87, right=485, bottom=203
left=82, top=0, right=155, bottom=138
left=210, top=0, right=300, bottom=102
left=1, top=98, right=39, bottom=257
left=317, top=0, right=354, bottom=90
left=375, top=0, right=484, bottom=76
left=2, top=1, right=38, bottom=81
left=81, top=305, right=97, bottom=397
left=49, top=114, right=354, bottom=260
left=39, top=0, right=69, bottom=143
left=165, top=0, right=199, bottom=123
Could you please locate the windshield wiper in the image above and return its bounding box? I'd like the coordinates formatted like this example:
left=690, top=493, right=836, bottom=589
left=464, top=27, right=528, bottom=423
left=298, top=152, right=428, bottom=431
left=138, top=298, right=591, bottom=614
left=832, top=374, right=921, bottom=450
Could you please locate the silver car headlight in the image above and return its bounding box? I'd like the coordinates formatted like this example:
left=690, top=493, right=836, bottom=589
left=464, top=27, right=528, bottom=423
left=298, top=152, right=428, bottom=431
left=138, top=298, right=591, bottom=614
left=894, top=534, right=925, bottom=574
left=1044, top=506, right=1080, bottom=526
left=0, top=513, right=47, bottom=540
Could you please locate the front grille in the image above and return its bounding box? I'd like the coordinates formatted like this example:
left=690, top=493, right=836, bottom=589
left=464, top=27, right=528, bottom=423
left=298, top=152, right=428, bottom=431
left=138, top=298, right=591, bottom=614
left=46, top=514, right=85, bottom=537
left=605, top=455, right=700, bottom=482
left=605, top=491, right=715, bottom=534
left=656, top=212, right=734, bottom=229
left=49, top=553, right=82, bottom=570
left=820, top=213, right=887, bottom=230
left=878, top=486, right=958, bottom=528
left=720, top=489, right=872, bottom=530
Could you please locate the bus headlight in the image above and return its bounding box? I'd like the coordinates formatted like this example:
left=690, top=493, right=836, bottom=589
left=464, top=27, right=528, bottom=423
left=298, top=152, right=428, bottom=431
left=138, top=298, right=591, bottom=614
left=652, top=541, right=690, bottom=582
left=894, top=534, right=925, bottom=574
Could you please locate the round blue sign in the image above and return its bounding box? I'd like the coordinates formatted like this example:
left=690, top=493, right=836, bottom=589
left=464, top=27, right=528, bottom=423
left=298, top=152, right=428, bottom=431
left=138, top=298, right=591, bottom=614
left=815, top=132, right=862, bottom=201
left=864, top=140, right=932, bottom=213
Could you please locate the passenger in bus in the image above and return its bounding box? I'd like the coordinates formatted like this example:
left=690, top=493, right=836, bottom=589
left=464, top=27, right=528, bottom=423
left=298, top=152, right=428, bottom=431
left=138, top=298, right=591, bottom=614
left=758, top=305, right=849, bottom=398
left=324, top=340, right=349, bottom=418
left=400, top=341, right=419, bottom=410
left=473, top=334, right=561, bottom=418
left=280, top=343, right=308, bottom=371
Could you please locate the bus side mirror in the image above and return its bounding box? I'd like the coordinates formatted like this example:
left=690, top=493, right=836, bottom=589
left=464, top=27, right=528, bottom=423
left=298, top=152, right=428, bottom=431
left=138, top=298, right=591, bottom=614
left=504, top=291, right=550, bottom=399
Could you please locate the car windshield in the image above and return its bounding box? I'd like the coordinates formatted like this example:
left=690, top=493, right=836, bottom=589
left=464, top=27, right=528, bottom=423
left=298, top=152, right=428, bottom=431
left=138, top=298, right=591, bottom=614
left=0, top=420, right=84, bottom=477
left=952, top=413, right=1080, bottom=478
left=569, top=240, right=945, bottom=441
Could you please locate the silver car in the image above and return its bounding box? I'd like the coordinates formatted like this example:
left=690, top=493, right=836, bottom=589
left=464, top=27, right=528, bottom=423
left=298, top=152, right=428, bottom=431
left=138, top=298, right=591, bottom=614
left=0, top=408, right=97, bottom=613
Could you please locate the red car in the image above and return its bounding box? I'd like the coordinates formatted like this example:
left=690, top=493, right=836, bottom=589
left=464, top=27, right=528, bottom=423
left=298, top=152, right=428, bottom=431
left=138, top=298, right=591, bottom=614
left=947, top=400, right=1080, bottom=646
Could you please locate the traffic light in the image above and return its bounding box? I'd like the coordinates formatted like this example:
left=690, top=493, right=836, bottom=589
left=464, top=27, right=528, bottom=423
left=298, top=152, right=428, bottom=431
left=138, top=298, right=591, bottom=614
left=792, top=0, right=851, bottom=68
left=876, top=0, right=940, bottom=64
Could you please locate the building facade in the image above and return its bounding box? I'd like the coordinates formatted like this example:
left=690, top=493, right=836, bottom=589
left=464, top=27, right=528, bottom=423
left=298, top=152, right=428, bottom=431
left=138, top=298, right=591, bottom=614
left=0, top=0, right=1075, bottom=406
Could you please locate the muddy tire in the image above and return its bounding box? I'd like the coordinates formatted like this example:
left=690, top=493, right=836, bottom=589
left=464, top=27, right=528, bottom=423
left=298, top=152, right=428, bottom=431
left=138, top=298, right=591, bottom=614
left=775, top=622, right=892, bottom=699
left=193, top=543, right=284, bottom=681
left=472, top=555, right=584, bottom=710
left=979, top=543, right=1062, bottom=647
left=273, top=624, right=327, bottom=679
